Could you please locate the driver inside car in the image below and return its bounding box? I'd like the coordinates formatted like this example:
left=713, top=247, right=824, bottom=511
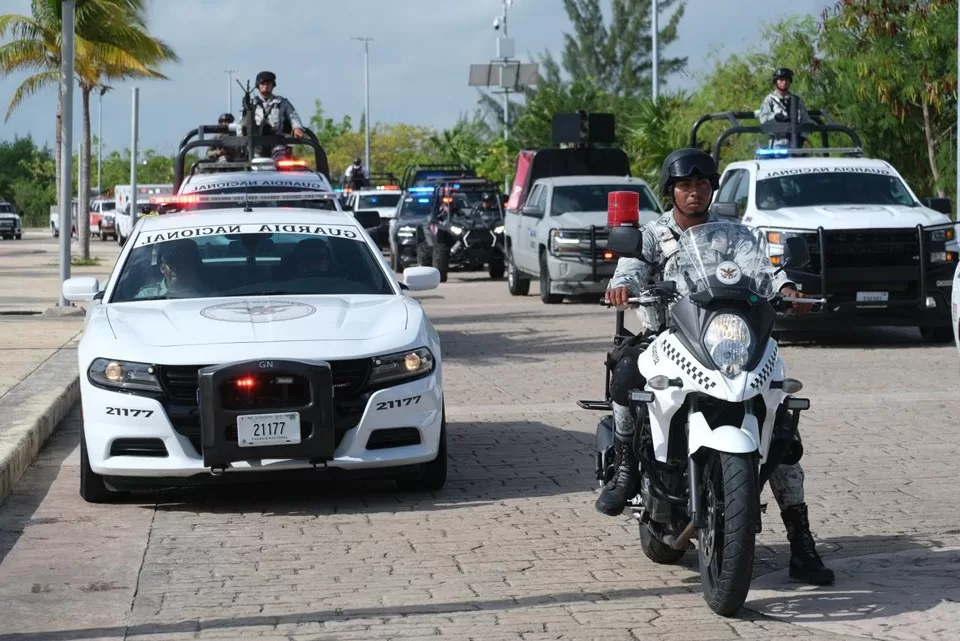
left=292, top=238, right=336, bottom=278
left=599, top=147, right=834, bottom=585
left=135, top=239, right=208, bottom=300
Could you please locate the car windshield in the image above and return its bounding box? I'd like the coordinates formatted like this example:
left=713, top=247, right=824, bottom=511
left=110, top=224, right=394, bottom=303
left=0, top=204, right=13, bottom=213
left=357, top=194, right=400, bottom=209
left=397, top=194, right=433, bottom=219
left=448, top=189, right=502, bottom=214
left=99, top=201, right=116, bottom=211
left=755, top=171, right=917, bottom=210
left=672, top=222, right=776, bottom=299
left=550, top=184, right=659, bottom=215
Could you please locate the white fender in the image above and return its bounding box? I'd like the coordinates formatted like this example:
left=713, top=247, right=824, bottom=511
left=688, top=411, right=759, bottom=456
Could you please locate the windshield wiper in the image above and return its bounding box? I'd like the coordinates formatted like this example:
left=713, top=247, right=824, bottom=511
left=131, top=295, right=171, bottom=302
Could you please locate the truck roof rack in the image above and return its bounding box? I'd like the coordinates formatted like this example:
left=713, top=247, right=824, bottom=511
left=689, top=109, right=864, bottom=164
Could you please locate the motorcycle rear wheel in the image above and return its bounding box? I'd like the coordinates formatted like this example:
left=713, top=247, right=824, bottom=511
left=697, top=451, right=757, bottom=617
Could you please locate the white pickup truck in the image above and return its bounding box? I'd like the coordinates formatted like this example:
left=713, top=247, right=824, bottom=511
left=503, top=175, right=661, bottom=303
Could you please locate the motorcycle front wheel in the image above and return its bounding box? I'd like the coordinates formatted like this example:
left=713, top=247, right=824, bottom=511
left=697, top=451, right=758, bottom=617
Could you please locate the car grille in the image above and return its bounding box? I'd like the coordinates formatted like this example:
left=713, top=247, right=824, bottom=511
left=814, top=229, right=920, bottom=271
left=158, top=360, right=372, bottom=456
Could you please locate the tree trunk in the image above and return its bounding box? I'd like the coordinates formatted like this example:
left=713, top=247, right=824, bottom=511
left=921, top=100, right=947, bottom=198
left=78, top=85, right=91, bottom=259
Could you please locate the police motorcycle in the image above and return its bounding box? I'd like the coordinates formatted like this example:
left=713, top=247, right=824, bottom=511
left=578, top=193, right=822, bottom=617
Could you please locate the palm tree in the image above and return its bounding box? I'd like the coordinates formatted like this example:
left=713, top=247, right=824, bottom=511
left=0, top=0, right=177, bottom=256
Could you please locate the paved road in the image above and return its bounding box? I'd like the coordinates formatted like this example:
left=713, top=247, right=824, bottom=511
left=1, top=268, right=958, bottom=641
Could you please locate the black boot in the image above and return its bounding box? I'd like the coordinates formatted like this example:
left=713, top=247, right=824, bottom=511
left=595, top=436, right=640, bottom=517
left=781, top=503, right=835, bottom=585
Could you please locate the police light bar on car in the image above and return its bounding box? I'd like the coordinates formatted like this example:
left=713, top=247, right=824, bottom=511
left=149, top=191, right=340, bottom=209
left=375, top=185, right=400, bottom=190
left=754, top=146, right=864, bottom=159
left=276, top=159, right=309, bottom=169
left=408, top=187, right=434, bottom=194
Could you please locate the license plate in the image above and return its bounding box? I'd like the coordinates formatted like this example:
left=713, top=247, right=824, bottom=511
left=237, top=412, right=301, bottom=447
left=856, top=291, right=889, bottom=303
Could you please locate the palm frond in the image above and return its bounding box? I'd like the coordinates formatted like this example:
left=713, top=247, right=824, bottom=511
left=5, top=69, right=58, bottom=121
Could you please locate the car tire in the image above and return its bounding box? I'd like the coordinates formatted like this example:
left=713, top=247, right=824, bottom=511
left=488, top=255, right=505, bottom=279
left=539, top=251, right=563, bottom=304
left=919, top=326, right=953, bottom=343
left=433, top=241, right=450, bottom=283
left=14, top=233, right=21, bottom=240
left=507, top=249, right=530, bottom=296
left=397, top=410, right=447, bottom=492
left=79, top=431, right=121, bottom=504
left=416, top=242, right=432, bottom=268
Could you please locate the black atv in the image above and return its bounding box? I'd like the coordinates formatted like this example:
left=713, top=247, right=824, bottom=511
left=418, top=201, right=505, bottom=283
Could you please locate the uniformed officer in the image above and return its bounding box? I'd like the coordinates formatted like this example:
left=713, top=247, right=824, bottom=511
left=598, top=147, right=834, bottom=585
left=759, top=67, right=814, bottom=147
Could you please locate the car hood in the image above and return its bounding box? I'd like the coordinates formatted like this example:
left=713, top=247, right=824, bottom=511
left=105, top=295, right=409, bottom=348
left=748, top=205, right=951, bottom=230
left=551, top=210, right=659, bottom=228
left=0, top=213, right=19, bottom=220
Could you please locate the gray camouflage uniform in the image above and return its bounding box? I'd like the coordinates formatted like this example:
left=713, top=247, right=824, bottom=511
left=249, top=93, right=304, bottom=134
left=607, top=210, right=806, bottom=507
left=758, top=91, right=814, bottom=147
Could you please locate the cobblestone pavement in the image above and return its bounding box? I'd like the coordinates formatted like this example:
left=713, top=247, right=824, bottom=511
left=1, top=272, right=958, bottom=641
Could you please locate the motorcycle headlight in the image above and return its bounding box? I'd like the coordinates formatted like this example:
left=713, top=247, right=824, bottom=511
left=494, top=225, right=504, bottom=235
left=450, top=225, right=464, bottom=235
left=703, top=314, right=753, bottom=378
left=368, top=347, right=435, bottom=385
left=88, top=358, right=162, bottom=392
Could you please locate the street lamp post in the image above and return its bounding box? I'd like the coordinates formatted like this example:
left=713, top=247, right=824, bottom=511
left=651, top=0, right=659, bottom=102
left=351, top=37, right=373, bottom=175
left=58, top=1, right=75, bottom=306
left=225, top=68, right=237, bottom=113
left=497, top=0, right=515, bottom=193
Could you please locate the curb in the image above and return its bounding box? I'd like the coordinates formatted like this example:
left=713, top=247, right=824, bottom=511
left=0, top=349, right=80, bottom=506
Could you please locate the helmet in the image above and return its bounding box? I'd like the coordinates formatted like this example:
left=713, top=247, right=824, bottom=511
left=658, top=148, right=720, bottom=199
left=772, top=67, right=794, bottom=83
left=256, top=71, right=277, bottom=86
left=353, top=157, right=361, bottom=166
left=218, top=113, right=234, bottom=124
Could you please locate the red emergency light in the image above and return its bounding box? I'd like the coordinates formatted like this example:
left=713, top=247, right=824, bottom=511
left=235, top=376, right=257, bottom=390
left=607, top=191, right=639, bottom=227
left=276, top=159, right=308, bottom=169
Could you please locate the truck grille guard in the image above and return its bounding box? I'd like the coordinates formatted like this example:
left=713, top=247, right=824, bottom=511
left=549, top=225, right=615, bottom=282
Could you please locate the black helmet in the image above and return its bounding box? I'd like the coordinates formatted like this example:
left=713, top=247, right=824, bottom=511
left=353, top=157, right=361, bottom=166
left=772, top=67, right=794, bottom=83
left=218, top=113, right=234, bottom=124
left=256, top=71, right=277, bottom=86
left=658, top=148, right=720, bottom=198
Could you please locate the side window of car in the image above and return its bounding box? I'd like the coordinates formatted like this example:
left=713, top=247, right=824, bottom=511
left=733, top=171, right=751, bottom=216
left=536, top=186, right=549, bottom=214
left=716, top=170, right=742, bottom=203
left=525, top=185, right=542, bottom=212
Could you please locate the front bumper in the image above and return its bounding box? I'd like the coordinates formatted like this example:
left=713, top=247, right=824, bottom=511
left=546, top=255, right=617, bottom=294
left=394, top=233, right=419, bottom=266
left=0, top=223, right=20, bottom=236
left=81, top=360, right=443, bottom=480
left=448, top=231, right=504, bottom=267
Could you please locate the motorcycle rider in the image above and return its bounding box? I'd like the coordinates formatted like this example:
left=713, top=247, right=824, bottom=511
left=598, top=147, right=834, bottom=585
left=759, top=67, right=814, bottom=148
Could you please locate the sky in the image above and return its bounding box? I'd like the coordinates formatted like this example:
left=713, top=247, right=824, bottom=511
left=1, top=0, right=834, bottom=155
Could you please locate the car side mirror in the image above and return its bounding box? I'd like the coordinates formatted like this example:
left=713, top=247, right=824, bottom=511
left=606, top=226, right=643, bottom=256
left=402, top=266, right=440, bottom=291
left=520, top=205, right=542, bottom=218
left=353, top=209, right=380, bottom=229
left=783, top=236, right=810, bottom=269
left=922, top=196, right=952, bottom=216
left=62, top=276, right=100, bottom=302
left=711, top=202, right=738, bottom=219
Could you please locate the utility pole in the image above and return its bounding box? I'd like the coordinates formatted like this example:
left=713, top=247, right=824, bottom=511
left=97, top=88, right=103, bottom=194
left=351, top=37, right=373, bottom=175
left=225, top=68, right=237, bottom=113
left=130, top=87, right=139, bottom=228
left=497, top=0, right=515, bottom=193
left=58, top=1, right=75, bottom=307
left=651, top=0, right=659, bottom=102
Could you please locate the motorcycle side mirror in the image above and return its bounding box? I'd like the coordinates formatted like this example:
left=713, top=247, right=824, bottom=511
left=782, top=236, right=810, bottom=269
left=606, top=226, right=643, bottom=256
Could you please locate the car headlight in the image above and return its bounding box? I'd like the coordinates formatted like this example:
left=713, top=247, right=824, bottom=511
left=703, top=314, right=754, bottom=378
left=927, top=225, right=955, bottom=242
left=494, top=225, right=504, bottom=234
left=764, top=229, right=799, bottom=266
left=450, top=225, right=463, bottom=235
left=368, top=347, right=435, bottom=385
left=103, top=214, right=114, bottom=221
left=550, top=229, right=582, bottom=255
left=88, top=358, right=162, bottom=392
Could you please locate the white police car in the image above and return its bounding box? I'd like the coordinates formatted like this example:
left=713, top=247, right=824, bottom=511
left=61, top=192, right=445, bottom=502
left=713, top=147, right=959, bottom=340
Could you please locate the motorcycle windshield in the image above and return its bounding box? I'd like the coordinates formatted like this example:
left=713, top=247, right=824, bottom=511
left=673, top=222, right=776, bottom=299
